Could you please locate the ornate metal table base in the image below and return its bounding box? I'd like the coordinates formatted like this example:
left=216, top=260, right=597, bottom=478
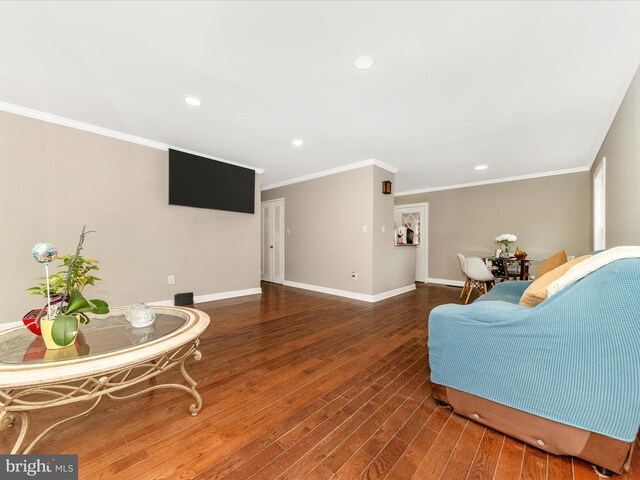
left=0, top=338, right=202, bottom=454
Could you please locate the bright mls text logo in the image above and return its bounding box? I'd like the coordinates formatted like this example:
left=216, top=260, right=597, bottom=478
left=0, top=455, right=78, bottom=480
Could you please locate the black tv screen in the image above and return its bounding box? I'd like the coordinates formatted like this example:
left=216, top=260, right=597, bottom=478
left=169, top=149, right=255, bottom=214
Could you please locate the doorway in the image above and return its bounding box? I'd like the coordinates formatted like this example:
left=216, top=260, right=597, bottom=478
left=261, top=198, right=285, bottom=284
left=394, top=203, right=429, bottom=283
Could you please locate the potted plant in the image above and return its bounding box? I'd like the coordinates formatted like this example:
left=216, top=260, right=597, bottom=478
left=28, top=227, right=109, bottom=349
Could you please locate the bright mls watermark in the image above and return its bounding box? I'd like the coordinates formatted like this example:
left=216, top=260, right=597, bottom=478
left=0, top=455, right=78, bottom=479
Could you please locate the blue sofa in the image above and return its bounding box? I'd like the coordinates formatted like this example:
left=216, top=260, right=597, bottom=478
left=428, top=259, right=640, bottom=474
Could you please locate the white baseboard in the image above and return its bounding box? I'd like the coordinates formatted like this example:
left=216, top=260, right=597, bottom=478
left=283, top=280, right=373, bottom=302
left=0, top=321, right=23, bottom=332
left=146, top=299, right=175, bottom=307
left=147, top=287, right=262, bottom=307
left=1, top=289, right=263, bottom=330
left=194, top=288, right=262, bottom=303
left=283, top=280, right=416, bottom=303
left=372, top=284, right=416, bottom=302
left=427, top=277, right=466, bottom=287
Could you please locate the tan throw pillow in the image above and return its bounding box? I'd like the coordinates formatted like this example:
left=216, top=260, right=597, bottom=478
left=519, top=255, right=590, bottom=307
left=535, top=250, right=568, bottom=278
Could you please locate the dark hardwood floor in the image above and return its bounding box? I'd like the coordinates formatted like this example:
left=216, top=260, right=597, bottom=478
left=2, top=282, right=639, bottom=479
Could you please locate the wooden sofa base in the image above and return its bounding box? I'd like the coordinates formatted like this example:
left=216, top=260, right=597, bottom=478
left=432, top=383, right=634, bottom=474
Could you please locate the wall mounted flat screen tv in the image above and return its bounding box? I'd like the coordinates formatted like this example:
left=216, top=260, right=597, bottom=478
left=169, top=149, right=255, bottom=214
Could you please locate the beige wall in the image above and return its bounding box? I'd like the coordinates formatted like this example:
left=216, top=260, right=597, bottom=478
left=0, top=111, right=261, bottom=325
left=262, top=167, right=374, bottom=295
left=262, top=165, right=415, bottom=296
left=591, top=66, right=640, bottom=248
left=396, top=172, right=591, bottom=281
left=373, top=166, right=416, bottom=295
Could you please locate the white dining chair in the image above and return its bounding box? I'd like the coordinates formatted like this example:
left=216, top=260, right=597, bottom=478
left=456, top=253, right=470, bottom=299
left=464, top=257, right=496, bottom=304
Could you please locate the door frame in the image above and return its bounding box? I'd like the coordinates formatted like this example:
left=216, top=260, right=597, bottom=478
left=593, top=158, right=606, bottom=250
left=261, top=198, right=285, bottom=284
left=394, top=202, right=429, bottom=283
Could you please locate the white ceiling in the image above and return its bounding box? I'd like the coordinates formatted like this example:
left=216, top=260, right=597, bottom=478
left=1, top=1, right=640, bottom=193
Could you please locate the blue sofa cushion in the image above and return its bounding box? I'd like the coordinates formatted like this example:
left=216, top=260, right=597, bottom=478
left=474, top=280, right=532, bottom=305
left=429, top=259, right=640, bottom=442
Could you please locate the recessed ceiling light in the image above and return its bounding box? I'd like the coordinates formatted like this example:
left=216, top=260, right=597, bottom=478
left=292, top=139, right=304, bottom=146
left=354, top=54, right=374, bottom=70
left=474, top=165, right=488, bottom=170
left=183, top=96, right=201, bottom=106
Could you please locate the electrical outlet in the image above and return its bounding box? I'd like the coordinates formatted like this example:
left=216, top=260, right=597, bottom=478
left=381, top=225, right=386, bottom=233
left=352, top=271, right=357, bottom=279
left=362, top=225, right=367, bottom=233
left=168, top=275, right=175, bottom=285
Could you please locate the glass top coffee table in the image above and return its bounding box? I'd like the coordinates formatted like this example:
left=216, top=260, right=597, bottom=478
left=0, top=306, right=210, bottom=454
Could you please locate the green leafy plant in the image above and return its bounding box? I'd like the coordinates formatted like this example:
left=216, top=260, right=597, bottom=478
left=51, top=290, right=109, bottom=345
left=27, top=255, right=102, bottom=298
left=28, top=226, right=109, bottom=345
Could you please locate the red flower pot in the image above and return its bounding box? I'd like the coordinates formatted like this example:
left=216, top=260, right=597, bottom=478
left=22, top=309, right=43, bottom=336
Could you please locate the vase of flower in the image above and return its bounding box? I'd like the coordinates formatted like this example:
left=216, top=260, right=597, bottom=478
left=495, top=234, right=517, bottom=258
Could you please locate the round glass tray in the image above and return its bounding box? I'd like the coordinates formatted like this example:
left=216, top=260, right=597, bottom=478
left=0, top=312, right=188, bottom=365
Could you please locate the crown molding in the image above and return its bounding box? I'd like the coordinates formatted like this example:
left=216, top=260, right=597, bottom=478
left=0, top=100, right=265, bottom=174
left=394, top=166, right=590, bottom=196
left=0, top=99, right=602, bottom=189
left=262, top=158, right=398, bottom=191
left=167, top=146, right=265, bottom=174
left=371, top=159, right=399, bottom=174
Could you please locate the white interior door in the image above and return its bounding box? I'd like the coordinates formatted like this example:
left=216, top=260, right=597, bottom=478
left=261, top=199, right=284, bottom=284
left=395, top=203, right=429, bottom=283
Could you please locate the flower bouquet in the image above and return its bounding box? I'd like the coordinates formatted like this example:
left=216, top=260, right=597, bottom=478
left=495, top=234, right=517, bottom=258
